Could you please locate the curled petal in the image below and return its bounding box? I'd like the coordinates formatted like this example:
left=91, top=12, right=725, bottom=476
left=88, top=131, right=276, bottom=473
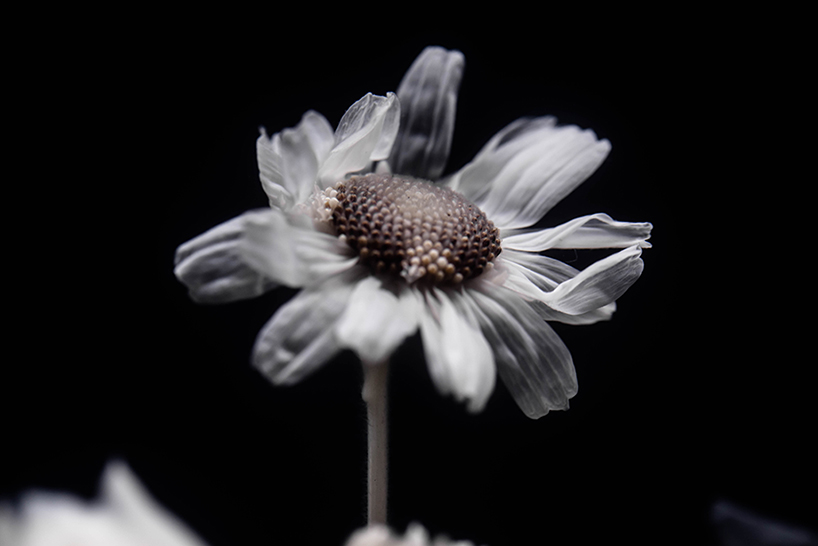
left=174, top=211, right=277, bottom=304
left=257, top=110, right=334, bottom=208
left=463, top=286, right=577, bottom=419
left=335, top=277, right=419, bottom=364
left=238, top=209, right=358, bottom=288
left=498, top=253, right=617, bottom=325
left=539, top=245, right=645, bottom=315
left=253, top=273, right=360, bottom=385
left=503, top=213, right=653, bottom=251
left=318, top=93, right=400, bottom=185
left=418, top=289, right=495, bottom=413
left=388, top=46, right=465, bottom=181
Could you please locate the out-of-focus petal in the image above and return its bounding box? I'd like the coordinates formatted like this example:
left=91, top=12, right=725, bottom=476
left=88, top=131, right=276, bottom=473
left=335, top=277, right=419, bottom=364
left=174, top=211, right=278, bottom=304
left=0, top=462, right=209, bottom=546
left=253, top=272, right=360, bottom=385
left=318, top=93, right=400, bottom=185
left=238, top=209, right=358, bottom=288
left=257, top=110, right=334, bottom=208
left=538, top=245, right=644, bottom=316
left=388, top=46, right=465, bottom=181
left=464, top=285, right=577, bottom=419
left=418, top=289, right=495, bottom=413
left=503, top=213, right=653, bottom=251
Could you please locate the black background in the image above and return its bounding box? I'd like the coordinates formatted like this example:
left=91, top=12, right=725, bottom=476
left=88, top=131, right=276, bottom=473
left=3, top=14, right=813, bottom=546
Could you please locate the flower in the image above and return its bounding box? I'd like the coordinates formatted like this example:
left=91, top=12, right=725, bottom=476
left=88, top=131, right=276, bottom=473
left=0, top=462, right=210, bottom=546
left=174, top=46, right=652, bottom=418
left=346, top=523, right=480, bottom=546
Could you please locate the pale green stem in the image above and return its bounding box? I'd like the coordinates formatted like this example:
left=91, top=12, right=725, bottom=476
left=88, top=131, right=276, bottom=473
left=362, top=360, right=389, bottom=525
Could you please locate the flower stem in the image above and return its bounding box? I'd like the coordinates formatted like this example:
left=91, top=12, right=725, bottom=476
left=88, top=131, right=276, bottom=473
left=362, top=360, right=389, bottom=525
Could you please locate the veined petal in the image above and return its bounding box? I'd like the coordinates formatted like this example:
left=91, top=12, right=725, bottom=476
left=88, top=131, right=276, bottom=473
left=539, top=245, right=644, bottom=315
left=498, top=253, right=617, bottom=325
left=253, top=273, right=359, bottom=385
left=464, top=286, right=577, bottom=419
left=503, top=213, right=653, bottom=251
left=445, top=117, right=556, bottom=202
left=238, top=209, right=358, bottom=288
left=318, top=93, right=400, bottom=185
left=388, top=46, right=465, bottom=181
left=478, top=124, right=611, bottom=230
left=418, top=289, right=495, bottom=413
left=335, top=277, right=419, bottom=364
left=174, top=211, right=277, bottom=304
left=257, top=110, right=334, bottom=208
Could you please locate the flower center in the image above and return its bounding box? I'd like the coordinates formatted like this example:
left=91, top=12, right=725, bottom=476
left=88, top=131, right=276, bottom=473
left=318, top=173, right=501, bottom=285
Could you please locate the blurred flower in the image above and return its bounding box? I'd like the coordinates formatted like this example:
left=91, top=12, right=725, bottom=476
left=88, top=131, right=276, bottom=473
left=175, top=46, right=652, bottom=418
left=346, top=523, right=480, bottom=546
left=712, top=500, right=818, bottom=546
left=0, top=462, right=209, bottom=546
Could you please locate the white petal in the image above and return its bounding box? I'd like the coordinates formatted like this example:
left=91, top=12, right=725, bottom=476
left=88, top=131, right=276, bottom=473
left=257, top=110, right=334, bottom=208
left=503, top=213, right=653, bottom=251
left=464, top=285, right=577, bottom=419
left=418, top=289, right=495, bottom=413
left=253, top=273, right=359, bottom=385
left=498, top=252, right=617, bottom=325
left=388, top=46, right=465, bottom=180
left=318, top=93, right=400, bottom=185
left=445, top=116, right=557, bottom=201
left=101, top=462, right=210, bottom=546
left=238, top=209, right=358, bottom=288
left=539, top=245, right=644, bottom=315
left=174, top=211, right=277, bottom=303
left=335, top=277, right=419, bottom=364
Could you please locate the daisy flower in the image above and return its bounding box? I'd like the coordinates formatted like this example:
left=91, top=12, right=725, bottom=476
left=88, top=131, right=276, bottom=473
left=174, top=46, right=651, bottom=419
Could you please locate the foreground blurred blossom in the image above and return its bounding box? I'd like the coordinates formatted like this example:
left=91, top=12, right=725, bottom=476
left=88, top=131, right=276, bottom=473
left=346, top=523, right=480, bottom=546
left=175, top=46, right=652, bottom=418
left=712, top=500, right=818, bottom=546
left=0, top=462, right=209, bottom=546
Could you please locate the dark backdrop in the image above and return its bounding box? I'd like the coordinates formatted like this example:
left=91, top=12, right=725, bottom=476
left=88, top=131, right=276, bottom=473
left=3, top=16, right=813, bottom=546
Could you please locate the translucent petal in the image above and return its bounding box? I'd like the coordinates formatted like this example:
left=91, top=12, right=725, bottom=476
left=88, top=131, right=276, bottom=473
left=253, top=273, right=359, bottom=385
left=464, top=286, right=577, bottom=419
left=417, top=289, right=495, bottom=412
left=174, top=211, right=277, bottom=304
left=318, top=93, right=400, bottom=185
left=388, top=46, right=465, bottom=181
left=539, top=245, right=644, bottom=315
left=257, top=110, right=334, bottom=208
left=335, top=277, right=419, bottom=364
left=503, top=213, right=653, bottom=251
left=238, top=209, right=358, bottom=288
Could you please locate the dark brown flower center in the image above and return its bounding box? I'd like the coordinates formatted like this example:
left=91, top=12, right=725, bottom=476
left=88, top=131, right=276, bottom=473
left=320, top=173, right=501, bottom=285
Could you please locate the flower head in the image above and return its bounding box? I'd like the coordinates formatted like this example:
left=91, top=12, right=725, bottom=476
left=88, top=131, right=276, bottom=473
left=346, top=522, right=480, bottom=546
left=174, top=46, right=652, bottom=418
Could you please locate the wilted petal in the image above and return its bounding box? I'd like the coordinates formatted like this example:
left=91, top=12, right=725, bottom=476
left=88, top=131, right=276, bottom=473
left=174, top=211, right=278, bottom=304
left=238, top=209, right=358, bottom=288
left=335, top=277, right=419, bottom=364
left=318, top=93, right=400, bottom=185
left=465, top=286, right=577, bottom=419
left=388, top=46, right=465, bottom=181
left=503, top=213, right=653, bottom=251
left=540, top=245, right=644, bottom=315
left=418, top=289, right=495, bottom=412
left=253, top=273, right=360, bottom=385
left=257, top=110, right=334, bottom=208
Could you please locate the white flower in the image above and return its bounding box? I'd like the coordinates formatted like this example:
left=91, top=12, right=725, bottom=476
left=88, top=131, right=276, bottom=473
left=346, top=523, right=480, bottom=546
left=0, top=462, right=210, bottom=546
left=174, top=46, right=652, bottom=418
